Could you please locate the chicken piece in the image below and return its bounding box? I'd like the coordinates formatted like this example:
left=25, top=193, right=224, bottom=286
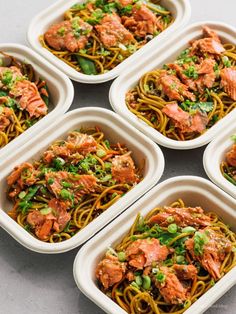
left=173, top=264, right=198, bottom=280
left=155, top=266, right=188, bottom=304
left=226, top=144, right=236, bottom=167
left=0, top=106, right=13, bottom=131
left=96, top=254, right=126, bottom=289
left=162, top=102, right=208, bottom=134
left=185, top=228, right=232, bottom=280
left=125, top=238, right=169, bottom=269
left=95, top=13, right=134, bottom=48
left=149, top=206, right=211, bottom=228
left=66, top=131, right=97, bottom=156
left=10, top=80, right=47, bottom=118
left=111, top=153, right=136, bottom=184
left=220, top=67, right=236, bottom=101
left=122, top=4, right=162, bottom=38
left=157, top=71, right=196, bottom=102
left=44, top=18, right=92, bottom=52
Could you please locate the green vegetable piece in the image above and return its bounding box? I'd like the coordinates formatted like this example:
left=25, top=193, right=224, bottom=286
left=96, top=149, right=106, bottom=158
left=2, top=69, right=13, bottom=86
left=48, top=178, right=54, bottom=185
left=57, top=27, right=65, bottom=36
left=117, top=251, right=126, bottom=262
left=99, top=174, right=112, bottom=182
left=18, top=191, right=26, bottom=199
left=76, top=56, right=97, bottom=75
left=167, top=223, right=178, bottom=234
left=142, top=275, right=151, bottom=290
left=223, top=173, right=236, bottom=185
left=53, top=157, right=65, bottom=170
left=40, top=207, right=52, bottom=215
left=193, top=231, right=209, bottom=256
left=176, top=255, right=186, bottom=264
left=24, top=186, right=40, bottom=202
left=222, top=56, right=231, bottom=68
left=104, top=162, right=112, bottom=170
left=196, top=102, right=213, bottom=112
left=230, top=134, right=236, bottom=142
left=156, top=271, right=166, bottom=283
left=182, top=226, right=196, bottom=233
left=104, top=140, right=110, bottom=149
left=60, top=189, right=72, bottom=200
left=62, top=181, right=72, bottom=188
left=166, top=216, right=175, bottom=223
left=183, top=65, right=198, bottom=79
left=130, top=281, right=140, bottom=289
left=135, top=275, right=143, bottom=286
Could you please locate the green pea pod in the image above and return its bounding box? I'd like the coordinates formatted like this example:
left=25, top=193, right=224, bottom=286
left=76, top=56, right=97, bottom=75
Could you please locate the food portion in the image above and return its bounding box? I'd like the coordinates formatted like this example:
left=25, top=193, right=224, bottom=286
left=0, top=52, right=49, bottom=148
left=40, top=0, right=172, bottom=75
left=7, top=127, right=142, bottom=242
left=220, top=134, right=236, bottom=185
left=96, top=199, right=236, bottom=313
left=126, top=26, right=236, bottom=141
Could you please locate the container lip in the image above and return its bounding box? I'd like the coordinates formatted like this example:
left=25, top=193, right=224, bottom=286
left=0, top=42, right=74, bottom=160
left=203, top=121, right=236, bottom=199
left=0, top=107, right=164, bottom=254
left=27, top=0, right=191, bottom=84
left=73, top=175, right=236, bottom=314
left=109, top=20, right=236, bottom=149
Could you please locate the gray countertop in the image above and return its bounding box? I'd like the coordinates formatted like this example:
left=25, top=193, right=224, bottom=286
left=0, top=0, right=235, bottom=313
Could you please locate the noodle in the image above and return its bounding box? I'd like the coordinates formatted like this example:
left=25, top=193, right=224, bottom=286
left=220, top=135, right=236, bottom=185
left=125, top=28, right=236, bottom=141
left=40, top=0, right=173, bottom=75
left=0, top=52, right=49, bottom=148
left=96, top=199, right=236, bottom=314
left=7, top=127, right=143, bottom=243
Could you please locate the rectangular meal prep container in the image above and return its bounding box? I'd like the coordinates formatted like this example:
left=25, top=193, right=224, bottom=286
left=27, top=0, right=191, bottom=84
left=0, top=107, right=164, bottom=254
left=204, top=123, right=236, bottom=199
left=73, top=175, right=236, bottom=314
left=0, top=43, right=74, bottom=162
left=109, top=21, right=236, bottom=149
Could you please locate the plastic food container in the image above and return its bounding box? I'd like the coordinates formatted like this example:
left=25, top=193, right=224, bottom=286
left=110, top=21, right=236, bottom=149
left=73, top=176, right=236, bottom=314
left=203, top=123, right=236, bottom=199
left=0, top=107, right=164, bottom=254
left=0, top=43, right=74, bottom=161
left=27, top=0, right=191, bottom=84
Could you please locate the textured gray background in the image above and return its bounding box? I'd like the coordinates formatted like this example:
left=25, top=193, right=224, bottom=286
left=0, top=0, right=235, bottom=313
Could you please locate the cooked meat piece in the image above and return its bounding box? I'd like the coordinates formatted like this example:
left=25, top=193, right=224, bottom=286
left=125, top=238, right=169, bottom=269
left=149, top=206, right=211, bottom=227
left=96, top=254, right=126, bottom=289
left=220, top=67, right=236, bottom=101
left=111, top=153, right=136, bottom=184
left=44, top=18, right=92, bottom=52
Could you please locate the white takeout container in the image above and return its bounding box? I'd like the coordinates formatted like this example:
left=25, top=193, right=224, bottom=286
left=110, top=21, right=236, bottom=149
left=0, top=107, right=164, bottom=253
left=73, top=176, right=236, bottom=314
left=27, top=0, right=191, bottom=84
left=0, top=43, right=74, bottom=162
left=204, top=123, right=236, bottom=199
